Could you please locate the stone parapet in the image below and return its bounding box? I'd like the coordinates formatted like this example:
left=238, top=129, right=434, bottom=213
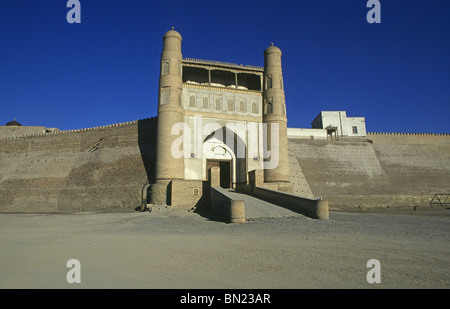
left=210, top=187, right=246, bottom=223
left=368, top=132, right=449, bottom=136
left=0, top=117, right=156, bottom=141
left=252, top=186, right=329, bottom=220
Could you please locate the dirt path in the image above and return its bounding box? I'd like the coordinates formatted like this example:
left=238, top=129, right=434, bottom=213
left=0, top=207, right=448, bottom=289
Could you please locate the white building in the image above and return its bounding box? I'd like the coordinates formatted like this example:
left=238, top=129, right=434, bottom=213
left=311, top=111, right=366, bottom=138
left=287, top=111, right=367, bottom=141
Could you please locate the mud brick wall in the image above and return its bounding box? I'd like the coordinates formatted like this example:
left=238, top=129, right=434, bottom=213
left=0, top=119, right=157, bottom=213
left=288, top=133, right=450, bottom=209
left=1, top=121, right=448, bottom=213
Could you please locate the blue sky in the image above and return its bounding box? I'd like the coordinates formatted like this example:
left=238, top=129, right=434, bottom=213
left=0, top=0, right=449, bottom=133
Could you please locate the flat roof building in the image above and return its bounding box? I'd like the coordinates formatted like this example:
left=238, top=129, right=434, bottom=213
left=311, top=111, right=366, bottom=139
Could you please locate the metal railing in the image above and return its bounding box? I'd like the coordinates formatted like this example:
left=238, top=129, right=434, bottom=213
left=183, top=57, right=263, bottom=70
left=430, top=194, right=450, bottom=207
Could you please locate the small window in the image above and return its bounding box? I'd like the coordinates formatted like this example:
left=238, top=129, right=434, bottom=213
left=202, top=97, right=209, bottom=109
left=282, top=101, right=286, bottom=116
left=160, top=87, right=170, bottom=105
left=266, top=75, right=272, bottom=89
left=227, top=99, right=235, bottom=112
left=352, top=126, right=358, bottom=134
left=280, top=76, right=283, bottom=90
left=162, top=60, right=169, bottom=75
left=251, top=102, right=258, bottom=114
left=264, top=98, right=273, bottom=114
left=215, top=98, right=222, bottom=110
left=265, top=103, right=273, bottom=114
left=189, top=95, right=196, bottom=108
left=239, top=100, right=247, bottom=113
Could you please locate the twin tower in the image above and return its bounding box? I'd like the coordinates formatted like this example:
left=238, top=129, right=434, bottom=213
left=150, top=28, right=291, bottom=207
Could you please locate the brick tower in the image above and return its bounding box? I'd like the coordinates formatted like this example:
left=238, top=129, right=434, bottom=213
left=150, top=28, right=185, bottom=204
left=262, top=43, right=291, bottom=191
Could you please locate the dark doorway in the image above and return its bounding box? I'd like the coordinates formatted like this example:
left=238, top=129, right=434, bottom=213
left=206, top=159, right=231, bottom=189
left=219, top=161, right=231, bottom=189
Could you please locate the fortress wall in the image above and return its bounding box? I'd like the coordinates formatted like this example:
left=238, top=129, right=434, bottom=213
left=1, top=122, right=448, bottom=213
left=0, top=126, right=53, bottom=138
left=0, top=119, right=157, bottom=213
left=288, top=133, right=450, bottom=209
left=368, top=133, right=450, bottom=198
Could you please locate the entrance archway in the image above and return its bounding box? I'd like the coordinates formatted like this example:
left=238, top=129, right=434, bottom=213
left=203, top=126, right=247, bottom=189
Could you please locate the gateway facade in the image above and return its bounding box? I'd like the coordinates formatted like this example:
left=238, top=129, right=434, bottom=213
left=150, top=29, right=291, bottom=207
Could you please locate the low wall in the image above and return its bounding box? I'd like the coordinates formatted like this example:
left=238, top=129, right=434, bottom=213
left=252, top=186, right=329, bottom=220
left=0, top=126, right=59, bottom=139
left=287, top=128, right=327, bottom=140
left=210, top=187, right=246, bottom=223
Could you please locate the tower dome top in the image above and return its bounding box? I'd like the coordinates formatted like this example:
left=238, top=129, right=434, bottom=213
left=6, top=119, right=22, bottom=126
left=264, top=43, right=282, bottom=56
left=163, top=27, right=182, bottom=41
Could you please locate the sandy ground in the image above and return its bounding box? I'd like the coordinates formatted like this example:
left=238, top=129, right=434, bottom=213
left=0, top=206, right=448, bottom=289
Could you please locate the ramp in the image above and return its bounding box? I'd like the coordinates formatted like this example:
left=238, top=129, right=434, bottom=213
left=225, top=190, right=302, bottom=219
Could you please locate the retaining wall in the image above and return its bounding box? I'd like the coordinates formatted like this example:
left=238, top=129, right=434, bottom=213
left=289, top=133, right=450, bottom=209
left=0, top=118, right=157, bottom=213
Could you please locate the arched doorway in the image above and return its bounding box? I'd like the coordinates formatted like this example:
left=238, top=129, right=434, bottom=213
left=203, top=126, right=247, bottom=189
